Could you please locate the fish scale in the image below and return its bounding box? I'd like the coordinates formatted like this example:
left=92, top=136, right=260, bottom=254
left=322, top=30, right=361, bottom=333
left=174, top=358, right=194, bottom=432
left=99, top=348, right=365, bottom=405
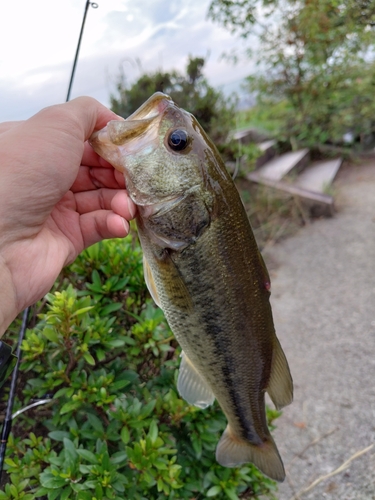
left=89, top=92, right=293, bottom=482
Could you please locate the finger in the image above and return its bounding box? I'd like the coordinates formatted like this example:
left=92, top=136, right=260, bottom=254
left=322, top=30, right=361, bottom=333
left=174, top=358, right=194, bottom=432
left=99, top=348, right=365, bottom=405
left=111, top=190, right=136, bottom=219
left=65, top=96, right=121, bottom=141
left=80, top=210, right=130, bottom=249
left=81, top=142, right=106, bottom=168
left=74, top=189, right=135, bottom=220
left=71, top=166, right=124, bottom=192
left=81, top=141, right=120, bottom=169
left=74, top=168, right=126, bottom=192
left=114, top=169, right=126, bottom=186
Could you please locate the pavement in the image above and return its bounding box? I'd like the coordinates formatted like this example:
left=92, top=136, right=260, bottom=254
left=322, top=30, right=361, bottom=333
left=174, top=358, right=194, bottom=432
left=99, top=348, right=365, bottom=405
left=261, top=160, right=375, bottom=499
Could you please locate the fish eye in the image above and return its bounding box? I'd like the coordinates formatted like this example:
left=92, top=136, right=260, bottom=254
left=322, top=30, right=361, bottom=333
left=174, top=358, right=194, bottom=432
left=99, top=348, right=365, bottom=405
left=167, top=129, right=189, bottom=151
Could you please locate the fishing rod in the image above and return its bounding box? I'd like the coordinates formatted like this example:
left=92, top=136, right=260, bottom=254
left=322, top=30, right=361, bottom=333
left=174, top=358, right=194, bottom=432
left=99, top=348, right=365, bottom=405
left=0, top=0, right=99, bottom=480
left=0, top=308, right=29, bottom=474
left=66, top=0, right=98, bottom=102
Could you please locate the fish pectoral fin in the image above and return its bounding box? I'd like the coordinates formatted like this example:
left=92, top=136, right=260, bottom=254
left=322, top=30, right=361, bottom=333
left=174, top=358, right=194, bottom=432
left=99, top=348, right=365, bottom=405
left=216, top=426, right=285, bottom=482
left=266, top=337, right=293, bottom=410
left=177, top=351, right=215, bottom=409
left=143, top=255, right=162, bottom=308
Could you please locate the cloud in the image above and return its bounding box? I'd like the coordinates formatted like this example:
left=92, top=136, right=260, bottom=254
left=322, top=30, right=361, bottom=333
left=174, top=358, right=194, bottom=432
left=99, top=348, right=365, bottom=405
left=0, top=0, right=252, bottom=121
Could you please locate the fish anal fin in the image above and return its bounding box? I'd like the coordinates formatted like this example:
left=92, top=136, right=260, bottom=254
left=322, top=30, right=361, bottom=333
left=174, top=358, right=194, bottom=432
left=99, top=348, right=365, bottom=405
left=216, top=425, right=285, bottom=482
left=267, top=337, right=293, bottom=410
left=143, top=255, right=162, bottom=308
left=177, top=352, right=215, bottom=409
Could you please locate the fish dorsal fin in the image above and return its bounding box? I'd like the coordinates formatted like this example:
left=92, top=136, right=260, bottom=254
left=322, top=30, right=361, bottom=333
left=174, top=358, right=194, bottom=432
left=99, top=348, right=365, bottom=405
left=143, top=255, right=162, bottom=308
left=177, top=351, right=215, bottom=409
left=266, top=337, right=293, bottom=410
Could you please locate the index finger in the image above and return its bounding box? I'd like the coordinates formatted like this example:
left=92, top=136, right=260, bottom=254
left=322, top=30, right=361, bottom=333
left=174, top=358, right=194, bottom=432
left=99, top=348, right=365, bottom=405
left=63, top=96, right=122, bottom=142
left=81, top=141, right=112, bottom=168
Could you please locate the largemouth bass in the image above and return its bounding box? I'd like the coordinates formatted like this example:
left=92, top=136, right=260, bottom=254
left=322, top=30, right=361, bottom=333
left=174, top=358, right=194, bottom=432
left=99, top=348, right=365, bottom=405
left=89, top=93, right=293, bottom=482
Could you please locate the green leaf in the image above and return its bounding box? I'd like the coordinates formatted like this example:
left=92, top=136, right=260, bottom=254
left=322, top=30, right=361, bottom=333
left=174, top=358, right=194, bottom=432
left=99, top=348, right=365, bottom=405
left=224, top=488, right=240, bottom=500
left=71, top=306, right=95, bottom=318
left=9, top=485, right=18, bottom=496
left=40, top=476, right=67, bottom=489
left=42, top=327, right=60, bottom=343
left=34, top=488, right=49, bottom=497
left=83, top=352, right=96, bottom=366
left=100, top=303, right=123, bottom=316
left=96, top=348, right=106, bottom=361
left=121, top=426, right=130, bottom=445
left=206, top=485, right=222, bottom=497
left=92, top=269, right=101, bottom=287
left=148, top=421, right=158, bottom=444
left=54, top=387, right=74, bottom=399
left=139, top=400, right=156, bottom=419
left=76, top=449, right=99, bottom=464
left=64, top=437, right=78, bottom=460
left=110, top=451, right=128, bottom=465
left=60, top=486, right=72, bottom=500
left=49, top=431, right=71, bottom=441
left=4, top=458, right=17, bottom=467
left=87, top=413, right=104, bottom=433
left=191, top=435, right=202, bottom=458
left=60, top=400, right=81, bottom=415
left=111, top=380, right=129, bottom=391
left=104, top=339, right=126, bottom=348
left=48, top=490, right=62, bottom=500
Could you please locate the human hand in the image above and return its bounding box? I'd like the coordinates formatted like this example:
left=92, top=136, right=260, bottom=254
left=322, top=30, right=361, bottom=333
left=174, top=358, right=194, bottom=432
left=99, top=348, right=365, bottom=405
left=0, top=97, right=136, bottom=335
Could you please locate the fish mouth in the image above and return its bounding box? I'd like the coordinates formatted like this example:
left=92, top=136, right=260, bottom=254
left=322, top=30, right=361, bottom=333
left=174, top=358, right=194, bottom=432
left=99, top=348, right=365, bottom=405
left=126, top=92, right=173, bottom=121
left=89, top=118, right=158, bottom=174
left=89, top=92, right=173, bottom=172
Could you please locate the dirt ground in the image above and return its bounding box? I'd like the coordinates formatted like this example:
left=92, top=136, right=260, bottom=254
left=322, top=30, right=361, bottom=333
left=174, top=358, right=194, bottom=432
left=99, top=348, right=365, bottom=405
left=261, top=160, right=375, bottom=499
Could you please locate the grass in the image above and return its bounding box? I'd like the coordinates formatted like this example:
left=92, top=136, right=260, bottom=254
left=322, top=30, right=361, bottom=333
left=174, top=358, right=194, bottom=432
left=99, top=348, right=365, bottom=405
left=234, top=100, right=290, bottom=137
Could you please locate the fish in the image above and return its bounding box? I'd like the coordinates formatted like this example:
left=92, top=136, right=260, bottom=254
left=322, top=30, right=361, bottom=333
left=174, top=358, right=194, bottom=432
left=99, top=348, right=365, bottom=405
left=89, top=92, right=293, bottom=482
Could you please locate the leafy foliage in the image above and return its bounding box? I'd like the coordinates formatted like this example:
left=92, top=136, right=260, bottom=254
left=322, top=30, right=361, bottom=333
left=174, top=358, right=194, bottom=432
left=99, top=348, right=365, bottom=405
left=1, top=233, right=278, bottom=499
left=110, top=56, right=237, bottom=158
left=209, top=0, right=375, bottom=150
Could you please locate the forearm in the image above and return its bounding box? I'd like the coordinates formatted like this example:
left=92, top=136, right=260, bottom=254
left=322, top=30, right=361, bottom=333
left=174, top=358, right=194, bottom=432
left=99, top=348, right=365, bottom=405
left=0, top=259, right=18, bottom=337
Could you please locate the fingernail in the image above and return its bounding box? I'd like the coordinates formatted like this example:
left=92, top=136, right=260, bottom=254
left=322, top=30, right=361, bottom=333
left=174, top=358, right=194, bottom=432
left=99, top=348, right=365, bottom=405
left=127, top=197, right=136, bottom=219
left=122, top=217, right=130, bottom=234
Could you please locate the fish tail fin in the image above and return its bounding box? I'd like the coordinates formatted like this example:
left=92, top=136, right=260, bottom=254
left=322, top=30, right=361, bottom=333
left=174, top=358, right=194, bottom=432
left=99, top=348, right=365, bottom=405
left=267, top=336, right=293, bottom=410
left=216, top=426, right=285, bottom=482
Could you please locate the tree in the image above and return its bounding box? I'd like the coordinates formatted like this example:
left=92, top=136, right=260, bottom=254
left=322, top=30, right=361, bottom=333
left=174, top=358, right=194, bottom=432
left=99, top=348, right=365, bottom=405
left=110, top=56, right=237, bottom=157
left=208, top=0, right=375, bottom=149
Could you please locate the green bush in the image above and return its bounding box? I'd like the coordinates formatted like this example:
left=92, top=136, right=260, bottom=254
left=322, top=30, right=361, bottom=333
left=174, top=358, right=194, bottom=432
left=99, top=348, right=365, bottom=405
left=209, top=0, right=375, bottom=151
left=110, top=56, right=237, bottom=161
left=1, top=233, right=278, bottom=499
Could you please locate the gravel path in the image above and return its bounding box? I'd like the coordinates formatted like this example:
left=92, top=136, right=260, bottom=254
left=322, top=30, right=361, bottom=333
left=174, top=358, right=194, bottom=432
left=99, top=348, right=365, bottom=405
left=262, top=161, right=375, bottom=500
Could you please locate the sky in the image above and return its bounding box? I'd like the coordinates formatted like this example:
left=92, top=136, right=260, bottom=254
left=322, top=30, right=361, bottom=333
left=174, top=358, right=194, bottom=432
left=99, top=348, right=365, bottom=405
left=0, top=0, right=254, bottom=122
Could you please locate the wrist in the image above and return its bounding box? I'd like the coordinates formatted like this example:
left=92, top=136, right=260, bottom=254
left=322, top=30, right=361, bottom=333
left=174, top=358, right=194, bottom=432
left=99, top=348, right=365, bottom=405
left=0, top=256, right=18, bottom=337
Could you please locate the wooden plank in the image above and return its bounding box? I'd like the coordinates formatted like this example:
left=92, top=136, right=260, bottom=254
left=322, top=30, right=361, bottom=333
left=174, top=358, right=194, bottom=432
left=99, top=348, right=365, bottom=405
left=256, top=140, right=277, bottom=168
left=258, top=140, right=276, bottom=152
left=255, top=149, right=310, bottom=181
left=246, top=171, right=334, bottom=215
left=295, top=158, right=343, bottom=193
